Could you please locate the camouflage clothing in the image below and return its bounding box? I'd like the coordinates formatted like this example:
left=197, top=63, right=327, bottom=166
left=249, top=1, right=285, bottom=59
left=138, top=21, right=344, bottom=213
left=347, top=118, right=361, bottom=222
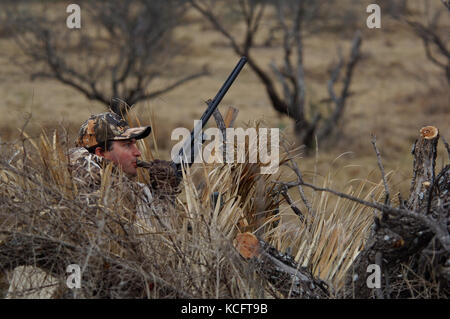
left=68, top=147, right=154, bottom=225
left=137, top=159, right=182, bottom=198
left=76, top=112, right=151, bottom=149
left=68, top=147, right=181, bottom=228
left=71, top=109, right=180, bottom=229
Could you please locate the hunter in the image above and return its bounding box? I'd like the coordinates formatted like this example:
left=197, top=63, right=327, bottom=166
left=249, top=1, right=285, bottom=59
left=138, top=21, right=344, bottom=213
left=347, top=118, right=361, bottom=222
left=2, top=106, right=182, bottom=299
left=68, top=107, right=181, bottom=225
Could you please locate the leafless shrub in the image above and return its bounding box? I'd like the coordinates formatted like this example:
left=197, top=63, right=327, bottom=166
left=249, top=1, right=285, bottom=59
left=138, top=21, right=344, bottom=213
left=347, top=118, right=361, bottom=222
left=398, top=0, right=450, bottom=86
left=377, top=0, right=410, bottom=18
left=293, top=128, right=449, bottom=298
left=189, top=0, right=362, bottom=149
left=0, top=0, right=208, bottom=109
left=0, top=118, right=378, bottom=298
left=442, top=0, right=450, bottom=11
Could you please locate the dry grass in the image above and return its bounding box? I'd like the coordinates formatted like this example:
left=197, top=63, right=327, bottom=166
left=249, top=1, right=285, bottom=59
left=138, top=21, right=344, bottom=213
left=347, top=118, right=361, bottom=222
left=0, top=0, right=448, bottom=299
left=0, top=2, right=448, bottom=201
left=0, top=120, right=381, bottom=298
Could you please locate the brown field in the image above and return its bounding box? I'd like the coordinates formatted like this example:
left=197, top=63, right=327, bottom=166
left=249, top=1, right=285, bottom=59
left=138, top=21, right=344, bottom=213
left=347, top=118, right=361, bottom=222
left=0, top=2, right=448, bottom=208
left=0, top=1, right=449, bottom=298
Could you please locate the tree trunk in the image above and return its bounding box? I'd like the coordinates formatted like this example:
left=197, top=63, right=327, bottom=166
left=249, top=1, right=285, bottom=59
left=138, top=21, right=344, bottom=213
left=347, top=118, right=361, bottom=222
left=342, top=126, right=449, bottom=298
left=407, top=126, right=439, bottom=211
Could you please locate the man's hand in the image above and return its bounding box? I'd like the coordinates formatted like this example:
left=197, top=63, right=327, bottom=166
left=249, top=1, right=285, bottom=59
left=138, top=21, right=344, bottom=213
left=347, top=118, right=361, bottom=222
left=138, top=159, right=182, bottom=196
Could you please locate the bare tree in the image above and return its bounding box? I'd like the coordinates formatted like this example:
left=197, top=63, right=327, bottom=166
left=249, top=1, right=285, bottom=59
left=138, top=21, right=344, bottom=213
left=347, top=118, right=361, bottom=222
left=377, top=0, right=409, bottom=18
left=401, top=1, right=450, bottom=85
left=189, top=0, right=362, bottom=148
left=1, top=0, right=208, bottom=111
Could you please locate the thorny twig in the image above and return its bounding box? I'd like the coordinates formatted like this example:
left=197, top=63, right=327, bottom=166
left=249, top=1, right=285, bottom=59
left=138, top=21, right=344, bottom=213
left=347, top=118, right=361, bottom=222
left=371, top=134, right=391, bottom=206
left=280, top=143, right=314, bottom=216
left=280, top=185, right=305, bottom=223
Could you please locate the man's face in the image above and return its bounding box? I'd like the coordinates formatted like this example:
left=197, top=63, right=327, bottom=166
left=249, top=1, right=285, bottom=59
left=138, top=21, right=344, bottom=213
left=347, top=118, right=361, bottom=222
left=101, top=139, right=142, bottom=176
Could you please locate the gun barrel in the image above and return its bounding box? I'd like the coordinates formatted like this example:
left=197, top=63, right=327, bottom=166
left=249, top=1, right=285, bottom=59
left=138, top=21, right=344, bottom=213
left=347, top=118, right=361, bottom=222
left=199, top=56, right=247, bottom=125
left=177, top=56, right=247, bottom=163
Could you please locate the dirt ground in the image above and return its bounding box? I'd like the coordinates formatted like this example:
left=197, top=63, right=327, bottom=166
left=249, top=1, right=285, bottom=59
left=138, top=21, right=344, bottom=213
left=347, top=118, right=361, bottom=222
left=0, top=1, right=448, bottom=197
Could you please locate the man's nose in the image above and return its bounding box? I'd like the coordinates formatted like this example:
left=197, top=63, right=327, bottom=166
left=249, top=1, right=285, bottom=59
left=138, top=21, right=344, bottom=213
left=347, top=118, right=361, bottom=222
left=132, top=145, right=141, bottom=157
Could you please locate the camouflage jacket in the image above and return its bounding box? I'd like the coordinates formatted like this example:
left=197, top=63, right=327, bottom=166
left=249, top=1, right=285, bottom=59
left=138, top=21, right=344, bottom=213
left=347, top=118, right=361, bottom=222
left=68, top=147, right=181, bottom=228
left=67, top=147, right=155, bottom=225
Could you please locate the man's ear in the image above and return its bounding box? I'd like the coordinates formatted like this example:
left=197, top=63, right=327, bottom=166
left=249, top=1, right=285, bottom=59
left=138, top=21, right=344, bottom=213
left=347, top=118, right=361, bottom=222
left=94, top=146, right=105, bottom=157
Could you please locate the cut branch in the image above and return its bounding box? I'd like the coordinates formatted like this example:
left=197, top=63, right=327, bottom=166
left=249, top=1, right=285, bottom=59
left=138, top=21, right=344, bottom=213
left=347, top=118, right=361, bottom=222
left=234, top=232, right=329, bottom=298
left=407, top=126, right=439, bottom=212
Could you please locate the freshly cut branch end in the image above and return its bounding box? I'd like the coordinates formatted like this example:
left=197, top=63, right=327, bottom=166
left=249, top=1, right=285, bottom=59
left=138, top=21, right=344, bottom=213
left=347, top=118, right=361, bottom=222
left=234, top=232, right=260, bottom=259
left=420, top=126, right=439, bottom=140
left=422, top=181, right=431, bottom=188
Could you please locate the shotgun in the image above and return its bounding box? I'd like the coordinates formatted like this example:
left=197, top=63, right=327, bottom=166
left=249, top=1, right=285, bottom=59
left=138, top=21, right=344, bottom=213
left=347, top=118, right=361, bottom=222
left=137, top=56, right=247, bottom=175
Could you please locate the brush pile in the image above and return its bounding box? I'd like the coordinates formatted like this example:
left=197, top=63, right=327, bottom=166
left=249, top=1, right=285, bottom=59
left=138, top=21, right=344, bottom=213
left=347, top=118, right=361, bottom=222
left=342, top=126, right=449, bottom=298
left=0, top=123, right=446, bottom=299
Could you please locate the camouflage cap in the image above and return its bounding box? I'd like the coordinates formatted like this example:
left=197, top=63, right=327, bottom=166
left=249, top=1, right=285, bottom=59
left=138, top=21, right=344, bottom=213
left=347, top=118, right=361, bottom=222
left=76, top=112, right=151, bottom=149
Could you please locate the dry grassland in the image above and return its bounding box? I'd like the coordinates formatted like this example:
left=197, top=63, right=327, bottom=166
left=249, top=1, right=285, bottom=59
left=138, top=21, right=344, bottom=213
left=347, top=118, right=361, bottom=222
left=0, top=1, right=448, bottom=299
left=0, top=3, right=448, bottom=198
left=0, top=3, right=448, bottom=219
